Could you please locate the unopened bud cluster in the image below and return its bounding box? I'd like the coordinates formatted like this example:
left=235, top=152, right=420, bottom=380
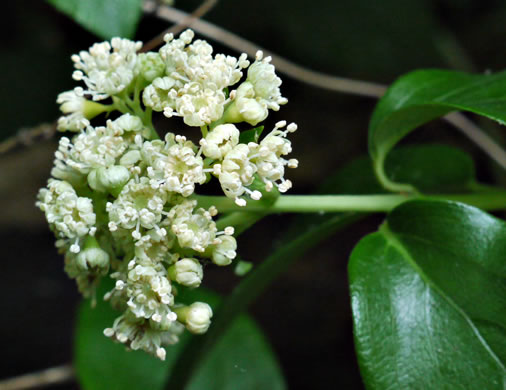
left=37, top=30, right=297, bottom=359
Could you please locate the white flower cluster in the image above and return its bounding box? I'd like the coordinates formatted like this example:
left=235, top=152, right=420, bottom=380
left=38, top=30, right=297, bottom=359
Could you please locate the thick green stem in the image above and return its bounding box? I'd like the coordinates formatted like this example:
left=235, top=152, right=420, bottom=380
left=195, top=192, right=506, bottom=214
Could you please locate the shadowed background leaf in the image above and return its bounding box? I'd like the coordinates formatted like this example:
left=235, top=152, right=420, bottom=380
left=47, top=0, right=143, bottom=39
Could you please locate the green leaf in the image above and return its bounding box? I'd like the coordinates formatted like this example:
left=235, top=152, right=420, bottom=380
left=47, top=0, right=142, bottom=39
left=349, top=200, right=506, bottom=389
left=368, top=69, right=506, bottom=192
left=75, top=281, right=286, bottom=390
left=239, top=126, right=264, bottom=144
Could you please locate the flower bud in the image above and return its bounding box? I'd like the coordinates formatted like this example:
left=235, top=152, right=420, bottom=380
left=109, top=113, right=144, bottom=134
left=236, top=97, right=268, bottom=126
left=175, top=302, right=213, bottom=334
left=75, top=236, right=109, bottom=271
left=235, top=82, right=268, bottom=125
left=222, top=82, right=268, bottom=126
left=201, top=124, right=240, bottom=160
left=136, top=52, right=165, bottom=83
left=88, top=166, right=130, bottom=195
left=120, top=150, right=141, bottom=166
left=211, top=235, right=237, bottom=266
left=76, top=247, right=110, bottom=270
left=168, top=258, right=203, bottom=288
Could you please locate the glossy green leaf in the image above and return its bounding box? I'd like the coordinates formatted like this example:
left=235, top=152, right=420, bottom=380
left=349, top=200, right=506, bottom=389
left=75, top=281, right=285, bottom=390
left=368, top=69, right=506, bottom=192
left=47, top=0, right=142, bottom=39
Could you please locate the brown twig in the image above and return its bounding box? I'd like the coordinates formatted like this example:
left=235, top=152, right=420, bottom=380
left=141, top=0, right=218, bottom=52
left=142, top=0, right=387, bottom=97
left=0, top=122, right=56, bottom=156
left=0, top=364, right=74, bottom=390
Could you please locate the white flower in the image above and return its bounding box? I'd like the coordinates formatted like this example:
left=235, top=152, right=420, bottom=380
left=247, top=51, right=287, bottom=109
left=251, top=121, right=298, bottom=193
left=167, top=199, right=218, bottom=252
left=36, top=180, right=96, bottom=251
left=200, top=124, right=240, bottom=160
left=71, top=38, right=142, bottom=100
left=56, top=88, right=90, bottom=132
left=144, top=134, right=205, bottom=197
left=175, top=82, right=226, bottom=127
left=107, top=177, right=167, bottom=238
left=52, top=125, right=130, bottom=180
left=211, top=235, right=237, bottom=266
left=232, top=51, right=287, bottom=125
left=136, top=52, right=165, bottom=83
left=234, top=82, right=269, bottom=125
left=133, top=228, right=176, bottom=265
left=124, top=261, right=175, bottom=321
left=142, top=76, right=179, bottom=112
left=107, top=113, right=145, bottom=136
left=104, top=312, right=182, bottom=360
left=218, top=143, right=257, bottom=203
left=157, top=30, right=249, bottom=126
left=39, top=29, right=298, bottom=359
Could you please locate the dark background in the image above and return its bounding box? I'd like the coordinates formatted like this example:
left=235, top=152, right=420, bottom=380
left=1, top=0, right=506, bottom=388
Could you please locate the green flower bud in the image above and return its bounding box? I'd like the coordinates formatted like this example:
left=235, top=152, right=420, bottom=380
left=76, top=247, right=110, bottom=270
left=211, top=235, right=237, bottom=266
left=137, top=52, right=165, bottom=83
left=120, top=150, right=142, bottom=166
left=168, top=258, right=203, bottom=288
left=88, top=166, right=130, bottom=195
left=76, top=236, right=110, bottom=271
left=175, top=302, right=213, bottom=334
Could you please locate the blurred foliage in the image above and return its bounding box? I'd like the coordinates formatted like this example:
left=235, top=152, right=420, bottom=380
left=48, top=0, right=143, bottom=39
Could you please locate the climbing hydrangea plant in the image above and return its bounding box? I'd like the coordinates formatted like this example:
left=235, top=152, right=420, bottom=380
left=37, top=30, right=297, bottom=361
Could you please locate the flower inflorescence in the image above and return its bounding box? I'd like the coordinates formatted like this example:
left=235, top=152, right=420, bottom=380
left=37, top=30, right=297, bottom=359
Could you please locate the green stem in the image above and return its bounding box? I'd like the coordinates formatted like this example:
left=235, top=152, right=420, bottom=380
left=113, top=93, right=157, bottom=139
left=195, top=191, right=506, bottom=214
left=374, top=156, right=418, bottom=194
left=200, top=125, right=208, bottom=138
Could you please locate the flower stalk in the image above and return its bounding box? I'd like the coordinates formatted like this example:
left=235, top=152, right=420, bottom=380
left=196, top=191, right=506, bottom=214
